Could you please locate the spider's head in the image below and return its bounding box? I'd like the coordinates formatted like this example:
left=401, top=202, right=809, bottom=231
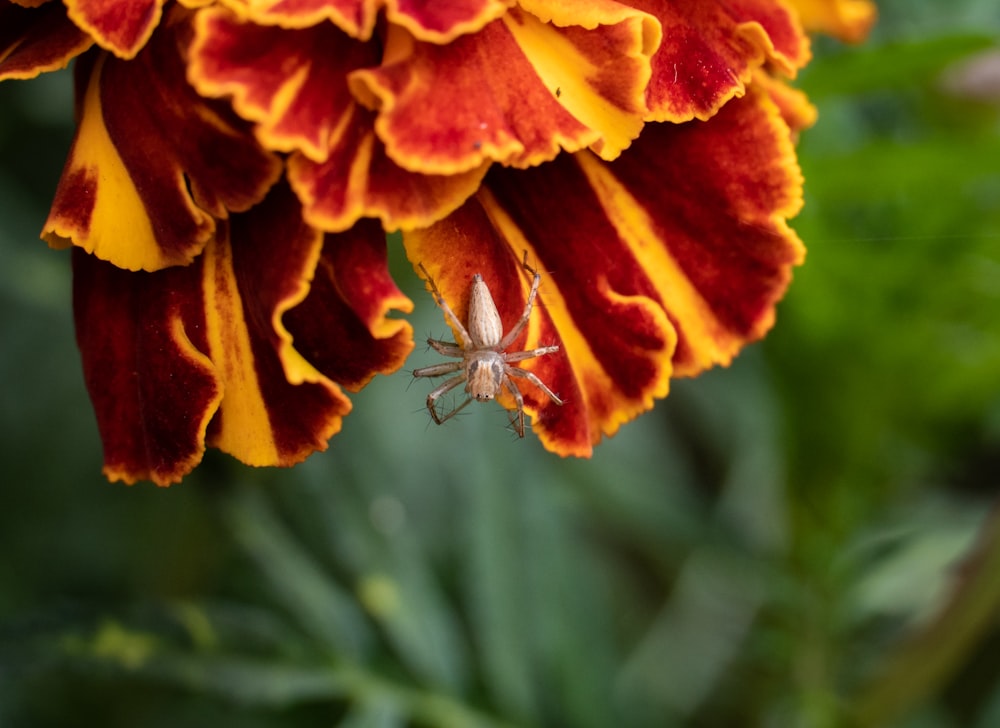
left=466, top=352, right=505, bottom=401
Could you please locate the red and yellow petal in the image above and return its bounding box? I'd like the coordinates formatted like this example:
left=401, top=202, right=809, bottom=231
left=583, top=86, right=805, bottom=378
left=385, top=0, right=512, bottom=43
left=201, top=186, right=353, bottom=467
left=283, top=218, right=415, bottom=392
left=406, top=83, right=804, bottom=456
left=788, top=0, right=877, bottom=44
left=72, top=248, right=223, bottom=486
left=349, top=20, right=595, bottom=175
left=405, top=192, right=671, bottom=455
left=215, top=0, right=510, bottom=42
left=752, top=68, right=818, bottom=136
left=635, top=0, right=810, bottom=122
left=288, top=105, right=490, bottom=232
left=42, top=16, right=282, bottom=272
left=73, top=182, right=412, bottom=485
left=0, top=0, right=93, bottom=81
left=353, top=5, right=657, bottom=174
left=214, top=0, right=380, bottom=40
left=64, top=0, right=165, bottom=59
left=188, top=6, right=378, bottom=163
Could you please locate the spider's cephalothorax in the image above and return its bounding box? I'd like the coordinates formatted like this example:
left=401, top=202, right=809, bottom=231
left=412, top=255, right=564, bottom=437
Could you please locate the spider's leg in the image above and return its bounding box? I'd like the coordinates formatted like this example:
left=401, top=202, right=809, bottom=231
left=425, top=374, right=469, bottom=424
left=427, top=338, right=465, bottom=358
left=505, top=345, right=560, bottom=363
left=419, top=263, right=474, bottom=349
left=508, top=366, right=564, bottom=406
left=413, top=360, right=463, bottom=378
left=435, top=394, right=474, bottom=425
left=501, top=374, right=526, bottom=438
left=498, top=273, right=542, bottom=351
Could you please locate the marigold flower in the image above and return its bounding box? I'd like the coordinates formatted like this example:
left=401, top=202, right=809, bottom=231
left=0, top=0, right=875, bottom=484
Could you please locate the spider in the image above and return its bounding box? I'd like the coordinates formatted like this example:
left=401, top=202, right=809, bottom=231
left=412, top=254, right=564, bottom=437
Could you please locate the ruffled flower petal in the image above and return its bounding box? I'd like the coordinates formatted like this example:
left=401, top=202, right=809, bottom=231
left=200, top=186, right=352, bottom=469
left=637, top=0, right=810, bottom=122
left=73, top=247, right=223, bottom=486
left=405, top=195, right=675, bottom=455
left=385, top=0, right=512, bottom=43
left=752, top=68, right=818, bottom=136
left=187, top=6, right=378, bottom=163
left=214, top=0, right=380, bottom=40
left=216, top=0, right=510, bottom=42
left=282, top=217, right=415, bottom=391
left=42, top=14, right=282, bottom=272
left=288, top=105, right=490, bottom=232
left=74, top=182, right=412, bottom=485
left=0, top=0, right=93, bottom=81
left=405, top=84, right=803, bottom=455
left=788, top=0, right=877, bottom=44
left=64, top=0, right=165, bottom=59
left=351, top=4, right=659, bottom=173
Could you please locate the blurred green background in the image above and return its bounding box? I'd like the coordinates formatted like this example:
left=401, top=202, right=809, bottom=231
left=2, top=2, right=999, bottom=726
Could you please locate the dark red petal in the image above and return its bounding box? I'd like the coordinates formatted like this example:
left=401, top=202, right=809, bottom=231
left=635, top=0, right=810, bottom=121
left=351, top=6, right=656, bottom=173
left=188, top=7, right=379, bottom=162
left=43, top=15, right=282, bottom=272
left=0, top=0, right=93, bottom=80
left=64, top=0, right=165, bottom=58
left=72, top=247, right=222, bottom=486
left=405, top=85, right=805, bottom=456
left=204, top=183, right=353, bottom=466
left=288, top=105, right=489, bottom=233
left=284, top=218, right=415, bottom=392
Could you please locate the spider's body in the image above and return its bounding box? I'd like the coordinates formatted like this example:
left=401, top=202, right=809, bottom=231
left=413, top=258, right=563, bottom=437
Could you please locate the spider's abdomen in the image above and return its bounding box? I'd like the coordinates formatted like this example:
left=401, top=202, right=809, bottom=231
left=467, top=274, right=504, bottom=347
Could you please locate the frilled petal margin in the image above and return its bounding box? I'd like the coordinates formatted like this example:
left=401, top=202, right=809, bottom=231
left=0, top=0, right=93, bottom=81
left=217, top=0, right=510, bottom=44
left=789, top=0, right=877, bottom=44
left=386, top=0, right=512, bottom=43
left=405, top=85, right=804, bottom=456
left=752, top=69, right=817, bottom=136
left=637, top=0, right=810, bottom=122
left=74, top=183, right=413, bottom=485
left=187, top=6, right=379, bottom=164
left=64, top=0, right=165, bottom=59
left=42, top=13, right=282, bottom=272
left=73, top=247, right=222, bottom=485
left=351, top=4, right=658, bottom=174
left=288, top=104, right=490, bottom=233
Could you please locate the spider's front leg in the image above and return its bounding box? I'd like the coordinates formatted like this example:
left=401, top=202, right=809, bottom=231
left=427, top=338, right=464, bottom=358
left=424, top=375, right=473, bottom=425
left=498, top=255, right=544, bottom=351
left=418, top=263, right=474, bottom=349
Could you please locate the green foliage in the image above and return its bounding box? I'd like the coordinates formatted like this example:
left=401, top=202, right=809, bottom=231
left=3, top=2, right=1000, bottom=726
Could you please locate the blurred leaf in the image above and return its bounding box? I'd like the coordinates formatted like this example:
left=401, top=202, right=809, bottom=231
left=463, top=454, right=539, bottom=723
left=222, top=486, right=373, bottom=660
left=339, top=700, right=404, bottom=728
left=801, top=34, right=997, bottom=98
left=855, top=506, right=1000, bottom=726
